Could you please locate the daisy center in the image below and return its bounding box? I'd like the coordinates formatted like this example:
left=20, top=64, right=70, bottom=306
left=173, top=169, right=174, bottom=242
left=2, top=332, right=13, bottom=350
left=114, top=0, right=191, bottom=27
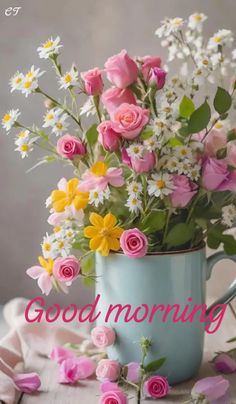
left=42, top=243, right=51, bottom=251
left=43, top=40, right=53, bottom=49
left=24, top=81, right=32, bottom=89
left=193, top=14, right=202, bottom=22
left=20, top=144, right=29, bottom=152
left=15, top=77, right=22, bottom=84
left=56, top=122, right=63, bottom=129
left=156, top=179, right=166, bottom=189
left=3, top=114, right=11, bottom=122
left=64, top=73, right=72, bottom=83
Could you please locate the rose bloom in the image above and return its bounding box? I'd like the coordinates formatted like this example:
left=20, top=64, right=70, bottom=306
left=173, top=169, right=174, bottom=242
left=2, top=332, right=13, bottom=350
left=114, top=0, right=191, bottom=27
left=149, top=67, right=167, bottom=89
left=99, top=390, right=127, bottom=404
left=122, top=148, right=156, bottom=173
left=204, top=129, right=227, bottom=157
left=143, top=375, right=170, bottom=399
left=227, top=141, right=236, bottom=167
left=81, top=67, right=104, bottom=96
left=112, top=103, right=149, bottom=139
left=141, top=56, right=161, bottom=81
left=202, top=158, right=236, bottom=191
left=97, top=121, right=120, bottom=151
left=170, top=175, right=198, bottom=208
left=91, top=326, right=116, bottom=348
left=105, top=49, right=138, bottom=89
left=57, top=134, right=86, bottom=160
left=96, top=359, right=121, bottom=382
left=53, top=256, right=80, bottom=283
left=120, top=228, right=148, bottom=258
left=101, top=87, right=136, bottom=115
left=13, top=373, right=41, bottom=393
left=214, top=353, right=236, bottom=374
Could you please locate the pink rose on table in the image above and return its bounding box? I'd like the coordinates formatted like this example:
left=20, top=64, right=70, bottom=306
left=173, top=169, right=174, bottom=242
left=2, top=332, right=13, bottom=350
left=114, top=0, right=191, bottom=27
left=97, top=121, right=120, bottom=152
left=100, top=382, right=127, bottom=404
left=204, top=129, right=227, bottom=157
left=13, top=372, right=41, bottom=393
left=58, top=358, right=79, bottom=384
left=105, top=49, right=138, bottom=88
left=170, top=175, right=198, bottom=208
left=91, top=326, right=116, bottom=348
left=76, top=356, right=96, bottom=379
left=81, top=67, right=104, bottom=96
left=122, top=148, right=156, bottom=173
left=148, top=67, right=167, bottom=89
left=214, top=353, right=236, bottom=374
left=120, top=228, right=148, bottom=258
left=96, top=359, right=121, bottom=382
left=191, top=376, right=230, bottom=403
left=101, top=87, right=136, bottom=115
left=143, top=375, right=170, bottom=399
left=57, top=134, right=86, bottom=160
left=126, top=362, right=140, bottom=383
left=50, top=346, right=75, bottom=364
left=202, top=158, right=236, bottom=191
left=227, top=141, right=236, bottom=167
left=141, top=56, right=161, bottom=81
left=112, top=103, right=149, bottom=139
left=53, top=256, right=80, bottom=283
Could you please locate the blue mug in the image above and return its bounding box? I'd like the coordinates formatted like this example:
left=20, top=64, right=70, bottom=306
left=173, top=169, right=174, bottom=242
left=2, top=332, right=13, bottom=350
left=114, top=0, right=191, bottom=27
left=95, top=246, right=236, bottom=384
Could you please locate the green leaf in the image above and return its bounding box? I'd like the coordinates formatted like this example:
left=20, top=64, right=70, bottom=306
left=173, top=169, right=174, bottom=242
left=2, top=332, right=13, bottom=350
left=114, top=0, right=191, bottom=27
left=222, top=235, right=236, bottom=255
left=82, top=276, right=95, bottom=288
left=214, top=87, right=232, bottom=115
left=216, top=148, right=227, bottom=159
left=86, top=124, right=98, bottom=145
left=142, top=211, right=166, bottom=232
left=166, top=223, right=194, bottom=247
left=72, top=241, right=82, bottom=250
left=81, top=253, right=95, bottom=275
left=188, top=101, right=211, bottom=134
left=178, top=126, right=190, bottom=137
left=207, top=231, right=221, bottom=250
left=227, top=336, right=236, bottom=343
left=140, top=128, right=154, bottom=140
left=168, top=137, right=184, bottom=146
left=144, top=357, right=166, bottom=373
left=207, top=224, right=236, bottom=255
left=227, top=129, right=236, bottom=142
left=179, top=96, right=195, bottom=119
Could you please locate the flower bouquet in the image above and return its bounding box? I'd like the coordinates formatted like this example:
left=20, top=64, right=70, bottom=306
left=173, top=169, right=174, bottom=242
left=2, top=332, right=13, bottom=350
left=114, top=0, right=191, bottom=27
left=2, top=10, right=236, bottom=392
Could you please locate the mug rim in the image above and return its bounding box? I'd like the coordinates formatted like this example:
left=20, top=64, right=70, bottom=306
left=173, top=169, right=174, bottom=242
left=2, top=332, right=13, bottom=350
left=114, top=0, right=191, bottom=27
left=112, top=243, right=205, bottom=257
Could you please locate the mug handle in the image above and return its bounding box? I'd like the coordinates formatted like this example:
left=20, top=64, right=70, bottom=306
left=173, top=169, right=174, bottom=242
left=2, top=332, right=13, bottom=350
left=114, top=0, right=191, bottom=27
left=206, top=251, right=236, bottom=316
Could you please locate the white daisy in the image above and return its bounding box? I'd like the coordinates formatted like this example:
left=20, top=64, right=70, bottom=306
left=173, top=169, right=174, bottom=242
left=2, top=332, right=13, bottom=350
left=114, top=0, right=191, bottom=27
left=125, top=196, right=142, bottom=213
left=16, top=129, right=30, bottom=140
left=9, top=71, right=24, bottom=92
left=89, top=187, right=110, bottom=207
left=41, top=233, right=57, bottom=259
left=155, top=17, right=184, bottom=38
left=175, top=146, right=192, bottom=160
left=208, top=29, right=234, bottom=50
left=21, top=77, right=38, bottom=97
left=144, top=136, right=161, bottom=151
left=51, top=113, right=69, bottom=136
left=56, top=238, right=71, bottom=257
left=189, top=165, right=201, bottom=181
left=166, top=156, right=179, bottom=173
left=127, top=181, right=143, bottom=196
left=15, top=136, right=38, bottom=158
left=148, top=173, right=174, bottom=199
left=188, top=13, right=207, bottom=32
left=53, top=225, right=63, bottom=237
left=37, top=36, right=62, bottom=59
left=127, top=144, right=144, bottom=159
left=43, top=108, right=62, bottom=128
left=178, top=160, right=191, bottom=175
left=222, top=204, right=236, bottom=228
left=25, top=65, right=45, bottom=80
left=2, top=109, right=20, bottom=132
left=59, top=66, right=79, bottom=89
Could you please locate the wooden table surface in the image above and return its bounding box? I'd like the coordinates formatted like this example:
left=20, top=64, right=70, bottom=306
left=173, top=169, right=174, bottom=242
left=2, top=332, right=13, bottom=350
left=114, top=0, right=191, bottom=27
left=16, top=305, right=236, bottom=404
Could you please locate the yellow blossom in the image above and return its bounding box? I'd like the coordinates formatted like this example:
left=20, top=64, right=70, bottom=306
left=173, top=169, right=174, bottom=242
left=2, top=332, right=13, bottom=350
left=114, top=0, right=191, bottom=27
left=38, top=256, right=54, bottom=274
left=51, top=178, right=89, bottom=213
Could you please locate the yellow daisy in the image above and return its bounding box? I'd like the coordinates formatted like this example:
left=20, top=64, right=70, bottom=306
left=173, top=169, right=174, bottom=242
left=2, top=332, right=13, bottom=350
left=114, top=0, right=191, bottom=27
left=51, top=178, right=89, bottom=213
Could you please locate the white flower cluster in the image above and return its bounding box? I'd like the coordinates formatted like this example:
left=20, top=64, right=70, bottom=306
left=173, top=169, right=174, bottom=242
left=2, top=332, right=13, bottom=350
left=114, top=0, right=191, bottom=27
left=14, top=129, right=39, bottom=159
left=43, top=108, right=69, bottom=136
left=10, top=65, right=45, bottom=97
left=126, top=181, right=143, bottom=213
left=89, top=187, right=110, bottom=208
left=41, top=220, right=79, bottom=259
left=222, top=205, right=236, bottom=228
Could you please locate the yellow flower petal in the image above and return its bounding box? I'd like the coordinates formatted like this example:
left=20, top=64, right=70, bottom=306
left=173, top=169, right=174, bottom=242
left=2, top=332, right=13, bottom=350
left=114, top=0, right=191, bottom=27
left=51, top=190, right=66, bottom=203
left=104, top=213, right=117, bottom=229
left=111, top=227, right=124, bottom=238
left=38, top=256, right=47, bottom=268
left=73, top=192, right=89, bottom=210
left=89, top=213, right=104, bottom=228
left=67, top=178, right=79, bottom=193
left=89, top=235, right=103, bottom=251
left=84, top=226, right=99, bottom=238
left=107, top=237, right=120, bottom=251
left=53, top=198, right=68, bottom=212
left=98, top=238, right=110, bottom=256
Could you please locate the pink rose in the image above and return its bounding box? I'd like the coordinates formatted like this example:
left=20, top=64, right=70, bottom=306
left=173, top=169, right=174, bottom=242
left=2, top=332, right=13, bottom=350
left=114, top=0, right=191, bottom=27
left=214, top=353, right=236, bottom=374
left=13, top=373, right=41, bottom=393
left=141, top=56, right=161, bottom=81
left=149, top=67, right=167, bottom=89
left=96, top=359, right=121, bottom=382
left=91, top=326, right=116, bottom=348
left=120, top=228, right=148, bottom=258
left=143, top=375, right=170, bottom=399
left=105, top=50, right=138, bottom=88
left=57, top=134, right=86, bottom=160
left=227, top=141, right=236, bottom=167
left=53, top=256, right=80, bottom=283
left=112, top=103, right=149, bottom=139
left=57, top=358, right=79, bottom=384
left=99, top=390, right=127, bottom=404
left=170, top=175, right=198, bottom=208
left=81, top=67, right=104, bottom=96
left=97, top=121, right=120, bottom=151
left=50, top=346, right=75, bottom=364
left=101, top=87, right=136, bottom=115
left=202, top=158, right=236, bottom=191
left=204, top=129, right=227, bottom=156
left=122, top=148, right=156, bottom=173
left=126, top=362, right=140, bottom=383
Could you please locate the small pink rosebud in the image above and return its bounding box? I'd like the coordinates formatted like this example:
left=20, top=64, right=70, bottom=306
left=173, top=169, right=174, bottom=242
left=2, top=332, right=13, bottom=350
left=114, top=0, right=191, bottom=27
left=91, top=326, right=116, bottom=348
left=50, top=346, right=75, bottom=364
left=53, top=256, right=80, bottom=283
left=81, top=67, right=104, bottom=96
left=214, top=353, right=236, bottom=374
left=126, top=362, right=141, bottom=383
left=101, top=87, right=136, bottom=115
left=105, top=50, right=138, bottom=89
left=149, top=67, right=167, bottom=89
left=97, top=121, right=120, bottom=152
left=96, top=359, right=121, bottom=382
left=141, top=56, right=162, bottom=81
left=13, top=372, right=41, bottom=393
left=57, top=134, right=86, bottom=160
left=120, top=228, right=148, bottom=258
left=57, top=358, right=79, bottom=384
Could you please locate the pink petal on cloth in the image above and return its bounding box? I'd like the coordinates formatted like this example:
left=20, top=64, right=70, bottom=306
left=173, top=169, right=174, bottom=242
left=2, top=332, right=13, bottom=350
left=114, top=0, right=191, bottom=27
left=76, top=356, right=96, bottom=379
left=57, top=177, right=67, bottom=191
left=26, top=266, right=44, bottom=280
left=13, top=372, right=41, bottom=393
left=37, top=273, right=52, bottom=295
left=50, top=346, right=75, bottom=364
left=214, top=353, right=236, bottom=374
left=57, top=358, right=80, bottom=384
left=192, top=376, right=230, bottom=401
left=100, top=381, right=120, bottom=393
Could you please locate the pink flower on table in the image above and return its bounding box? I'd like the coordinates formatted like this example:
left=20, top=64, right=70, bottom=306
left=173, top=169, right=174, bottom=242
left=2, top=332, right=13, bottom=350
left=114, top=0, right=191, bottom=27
left=13, top=372, right=41, bottom=393
left=148, top=67, right=167, bottom=89
left=126, top=362, right=140, bottom=383
left=99, top=389, right=127, bottom=404
left=76, top=356, right=96, bottom=379
left=214, top=353, right=236, bottom=374
left=91, top=326, right=116, bottom=348
left=81, top=67, right=104, bottom=96
left=96, top=359, right=121, bottom=382
left=204, top=129, right=227, bottom=157
left=105, top=49, right=138, bottom=88
left=202, top=158, right=236, bottom=192
left=100, top=381, right=121, bottom=393
left=170, top=175, right=198, bottom=208
left=50, top=346, right=75, bottom=364
left=78, top=161, right=124, bottom=192
left=97, top=121, right=121, bottom=152
left=122, top=148, right=156, bottom=173
left=227, top=141, right=236, bottom=167
left=120, top=228, right=148, bottom=258
left=53, top=256, right=80, bottom=283
left=143, top=375, right=170, bottom=399
left=101, top=87, right=136, bottom=115
left=58, top=357, right=79, bottom=384
left=26, top=256, right=55, bottom=296
left=141, top=56, right=161, bottom=81
left=56, top=134, right=86, bottom=160
left=111, top=103, right=149, bottom=140
left=191, top=376, right=230, bottom=403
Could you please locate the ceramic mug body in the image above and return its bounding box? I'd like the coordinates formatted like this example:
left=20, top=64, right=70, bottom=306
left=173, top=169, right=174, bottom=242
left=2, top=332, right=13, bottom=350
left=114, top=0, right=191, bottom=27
left=95, top=247, right=208, bottom=384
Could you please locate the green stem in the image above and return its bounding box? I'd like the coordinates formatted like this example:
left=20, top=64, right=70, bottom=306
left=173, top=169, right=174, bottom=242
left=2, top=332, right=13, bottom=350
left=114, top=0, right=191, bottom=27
left=93, top=95, right=102, bottom=123
left=162, top=208, right=172, bottom=245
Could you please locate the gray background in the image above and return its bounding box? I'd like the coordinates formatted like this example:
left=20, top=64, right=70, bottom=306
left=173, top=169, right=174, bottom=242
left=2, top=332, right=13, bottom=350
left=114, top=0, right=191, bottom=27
left=0, top=0, right=236, bottom=308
